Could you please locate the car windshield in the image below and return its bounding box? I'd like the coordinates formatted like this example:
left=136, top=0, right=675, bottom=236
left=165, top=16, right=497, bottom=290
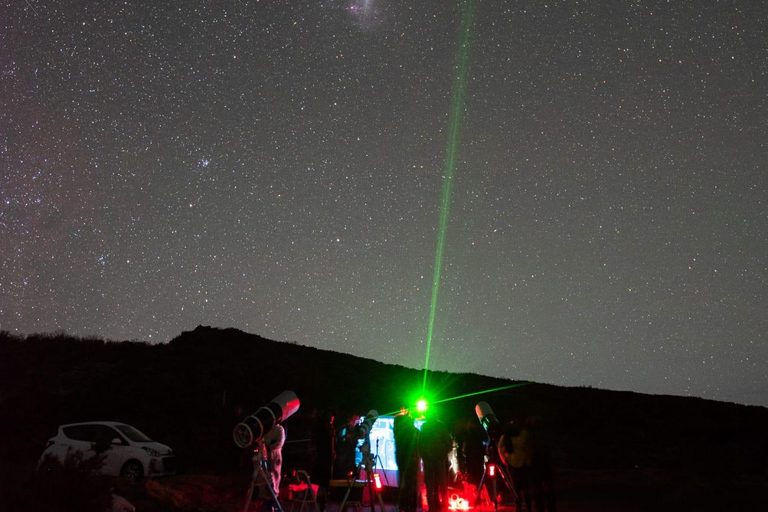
left=115, top=424, right=152, bottom=442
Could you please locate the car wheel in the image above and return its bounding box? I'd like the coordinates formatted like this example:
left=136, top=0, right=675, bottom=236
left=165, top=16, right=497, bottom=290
left=120, top=460, right=144, bottom=482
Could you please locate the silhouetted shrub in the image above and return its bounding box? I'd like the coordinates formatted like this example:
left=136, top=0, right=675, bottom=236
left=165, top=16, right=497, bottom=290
left=34, top=450, right=113, bottom=512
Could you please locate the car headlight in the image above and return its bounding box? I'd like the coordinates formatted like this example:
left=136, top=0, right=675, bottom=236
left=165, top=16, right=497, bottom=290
left=142, top=447, right=161, bottom=457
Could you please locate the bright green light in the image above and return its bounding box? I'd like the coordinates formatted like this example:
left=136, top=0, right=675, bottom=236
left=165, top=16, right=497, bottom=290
left=422, top=0, right=477, bottom=391
left=378, top=383, right=530, bottom=419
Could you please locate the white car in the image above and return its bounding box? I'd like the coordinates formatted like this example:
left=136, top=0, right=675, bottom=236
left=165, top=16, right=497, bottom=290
left=39, top=421, right=176, bottom=481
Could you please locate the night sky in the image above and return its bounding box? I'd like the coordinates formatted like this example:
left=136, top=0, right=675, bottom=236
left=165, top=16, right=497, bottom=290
left=2, top=1, right=766, bottom=407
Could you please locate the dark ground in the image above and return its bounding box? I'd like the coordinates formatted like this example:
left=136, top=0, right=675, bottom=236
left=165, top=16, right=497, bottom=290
left=1, top=327, right=766, bottom=511
left=26, top=468, right=766, bottom=512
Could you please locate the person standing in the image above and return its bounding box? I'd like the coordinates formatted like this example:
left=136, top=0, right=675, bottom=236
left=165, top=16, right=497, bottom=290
left=526, top=416, right=557, bottom=512
left=394, top=412, right=420, bottom=512
left=313, top=409, right=337, bottom=512
left=454, top=417, right=486, bottom=485
left=334, top=414, right=361, bottom=479
left=419, top=410, right=452, bottom=512
left=498, top=420, right=533, bottom=512
left=454, top=417, right=488, bottom=504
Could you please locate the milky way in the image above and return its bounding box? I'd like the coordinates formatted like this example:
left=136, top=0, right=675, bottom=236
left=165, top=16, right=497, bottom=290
left=2, top=0, right=766, bottom=406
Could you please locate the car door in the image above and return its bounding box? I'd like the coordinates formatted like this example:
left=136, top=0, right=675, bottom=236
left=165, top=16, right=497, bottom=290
left=61, top=424, right=96, bottom=459
left=90, top=424, right=129, bottom=476
left=62, top=424, right=122, bottom=476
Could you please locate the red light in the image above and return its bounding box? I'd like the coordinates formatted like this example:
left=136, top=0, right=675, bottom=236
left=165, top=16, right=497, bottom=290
left=488, top=464, right=496, bottom=477
left=373, top=473, right=383, bottom=490
left=449, top=493, right=471, bottom=511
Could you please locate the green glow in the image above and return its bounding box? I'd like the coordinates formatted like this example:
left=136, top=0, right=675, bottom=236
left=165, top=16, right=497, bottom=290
left=380, top=382, right=531, bottom=418
left=423, top=0, right=477, bottom=391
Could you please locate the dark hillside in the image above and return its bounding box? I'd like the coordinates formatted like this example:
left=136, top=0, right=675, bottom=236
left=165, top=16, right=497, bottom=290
left=1, top=326, right=766, bottom=511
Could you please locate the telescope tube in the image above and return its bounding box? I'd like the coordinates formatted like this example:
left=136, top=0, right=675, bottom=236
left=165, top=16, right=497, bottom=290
left=475, top=401, right=502, bottom=440
left=233, top=390, right=300, bottom=448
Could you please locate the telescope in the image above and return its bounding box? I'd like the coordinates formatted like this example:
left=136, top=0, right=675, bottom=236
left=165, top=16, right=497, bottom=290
left=475, top=401, right=502, bottom=442
left=233, top=390, right=300, bottom=448
left=474, top=401, right=519, bottom=507
left=351, top=409, right=379, bottom=439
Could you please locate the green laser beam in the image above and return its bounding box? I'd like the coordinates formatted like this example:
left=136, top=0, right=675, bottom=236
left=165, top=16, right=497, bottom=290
left=381, top=382, right=531, bottom=418
left=423, top=0, right=477, bottom=391
left=433, top=382, right=532, bottom=404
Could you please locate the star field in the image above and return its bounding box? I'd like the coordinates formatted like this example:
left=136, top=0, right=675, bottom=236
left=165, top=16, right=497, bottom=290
left=1, top=0, right=766, bottom=406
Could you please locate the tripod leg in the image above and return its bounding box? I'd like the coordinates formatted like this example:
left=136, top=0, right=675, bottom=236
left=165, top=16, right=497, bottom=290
left=340, top=461, right=365, bottom=512
left=263, top=464, right=286, bottom=512
left=376, top=490, right=386, bottom=512
left=339, top=484, right=353, bottom=512
left=367, top=478, right=376, bottom=512
left=371, top=454, right=388, bottom=512
left=244, top=490, right=255, bottom=512
left=497, top=465, right=518, bottom=506
left=309, top=483, right=320, bottom=512
left=474, top=469, right=486, bottom=506
left=243, top=458, right=263, bottom=512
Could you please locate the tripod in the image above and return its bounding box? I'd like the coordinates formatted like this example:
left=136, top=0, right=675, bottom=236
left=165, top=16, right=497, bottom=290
left=243, top=441, right=284, bottom=512
left=339, top=437, right=386, bottom=512
left=474, top=451, right=519, bottom=511
left=372, top=438, right=391, bottom=487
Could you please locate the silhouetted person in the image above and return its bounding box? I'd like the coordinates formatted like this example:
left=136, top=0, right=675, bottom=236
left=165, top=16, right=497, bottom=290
left=526, top=416, right=557, bottom=512
left=419, top=410, right=452, bottom=512
left=394, top=412, right=420, bottom=512
left=334, top=415, right=360, bottom=479
left=454, top=417, right=488, bottom=503
left=498, top=420, right=532, bottom=512
left=313, top=409, right=336, bottom=512
left=454, top=417, right=486, bottom=485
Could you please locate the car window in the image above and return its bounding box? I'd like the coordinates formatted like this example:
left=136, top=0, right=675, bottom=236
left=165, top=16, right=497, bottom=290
left=92, top=425, right=124, bottom=445
left=63, top=425, right=91, bottom=441
left=82, top=425, right=107, bottom=442
left=62, top=425, right=126, bottom=444
left=114, top=424, right=152, bottom=442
